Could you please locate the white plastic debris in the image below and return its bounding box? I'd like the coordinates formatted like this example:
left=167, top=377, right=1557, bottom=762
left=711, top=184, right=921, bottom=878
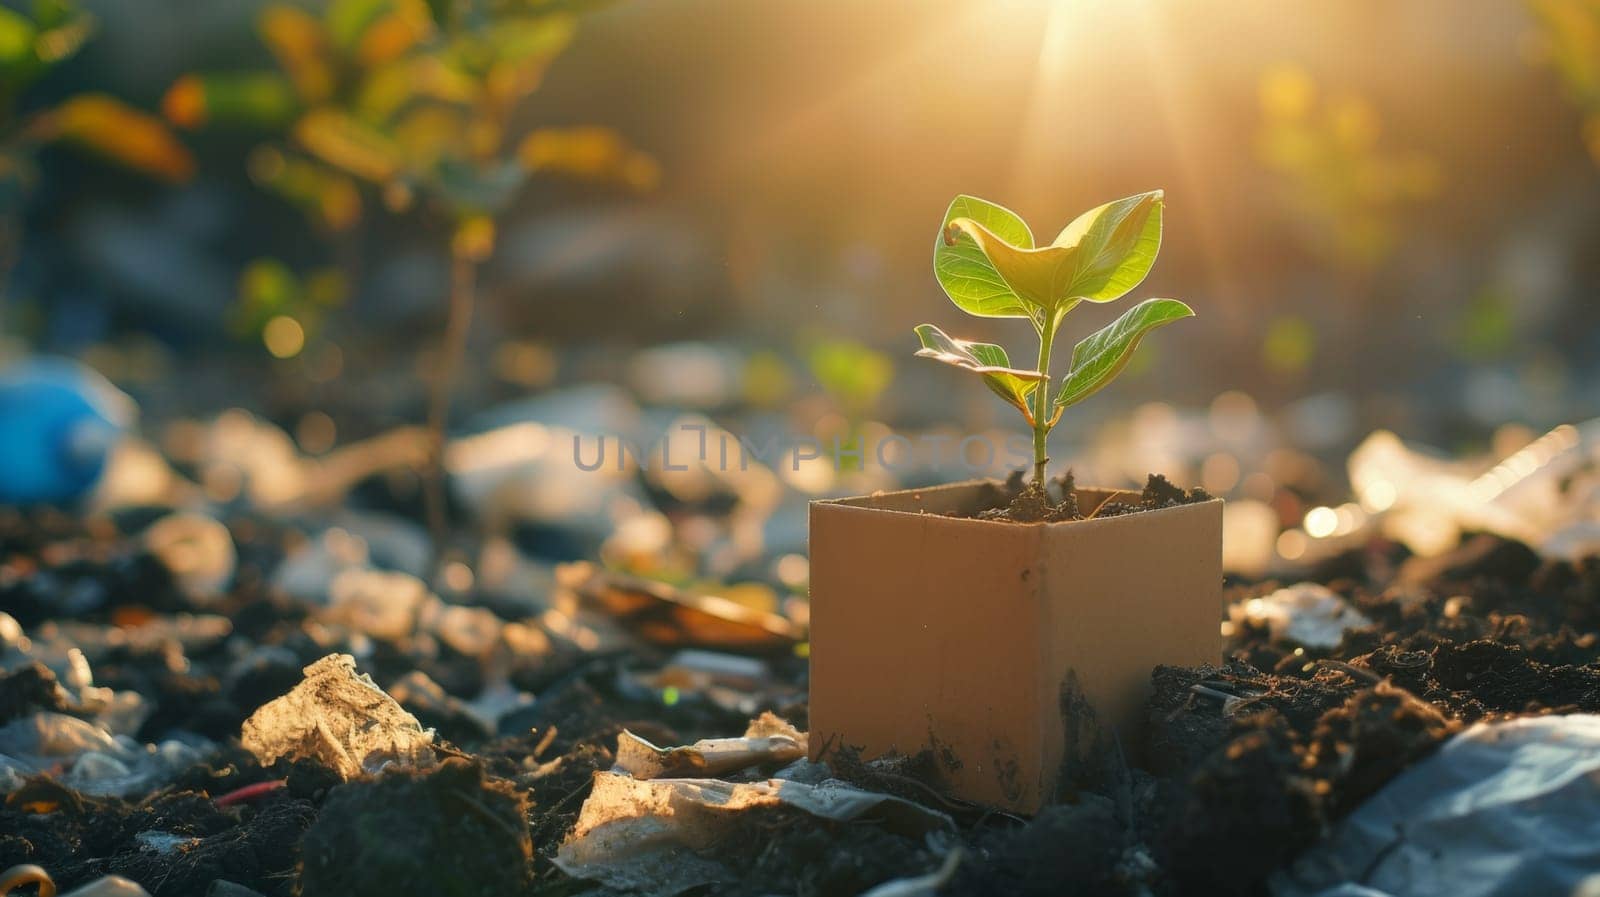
left=1541, top=520, right=1600, bottom=563
left=240, top=654, right=434, bottom=779
left=1, top=623, right=152, bottom=737
left=463, top=665, right=533, bottom=732
left=627, top=342, right=743, bottom=409
left=143, top=512, right=236, bottom=603
left=421, top=602, right=503, bottom=658
left=1230, top=583, right=1371, bottom=649
left=0, top=712, right=209, bottom=797
left=860, top=850, right=964, bottom=897
left=630, top=650, right=775, bottom=715
left=445, top=416, right=644, bottom=549
left=0, top=612, right=25, bottom=653
left=194, top=410, right=310, bottom=508
left=614, top=712, right=806, bottom=780
left=134, top=830, right=200, bottom=855
left=36, top=615, right=232, bottom=664
left=64, top=875, right=151, bottom=897
left=272, top=527, right=372, bottom=605
left=1347, top=422, right=1600, bottom=558
left=328, top=511, right=432, bottom=578
left=323, top=569, right=430, bottom=642
left=90, top=436, right=193, bottom=511
left=555, top=771, right=953, bottom=896
left=1275, top=715, right=1600, bottom=897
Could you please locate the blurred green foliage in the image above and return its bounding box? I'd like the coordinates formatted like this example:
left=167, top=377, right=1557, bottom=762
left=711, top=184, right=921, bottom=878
left=233, top=258, right=347, bottom=349
left=1262, top=314, right=1315, bottom=376
left=808, top=338, right=892, bottom=420
left=1, top=1, right=192, bottom=218
left=1527, top=0, right=1600, bottom=163
left=159, top=0, right=659, bottom=566
left=162, top=0, right=657, bottom=361
left=164, top=0, right=657, bottom=242
left=1255, top=65, right=1442, bottom=268
left=1453, top=287, right=1515, bottom=361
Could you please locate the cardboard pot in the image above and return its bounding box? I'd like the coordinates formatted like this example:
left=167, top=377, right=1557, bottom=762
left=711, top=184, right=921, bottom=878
left=807, top=479, right=1222, bottom=813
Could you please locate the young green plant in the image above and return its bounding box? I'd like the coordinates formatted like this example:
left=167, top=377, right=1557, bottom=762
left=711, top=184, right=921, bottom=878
left=916, top=191, right=1193, bottom=491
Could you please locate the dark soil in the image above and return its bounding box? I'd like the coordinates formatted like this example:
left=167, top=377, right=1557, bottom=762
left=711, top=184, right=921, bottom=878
left=969, top=470, right=1213, bottom=523
left=2, top=506, right=1598, bottom=897
left=299, top=759, right=533, bottom=897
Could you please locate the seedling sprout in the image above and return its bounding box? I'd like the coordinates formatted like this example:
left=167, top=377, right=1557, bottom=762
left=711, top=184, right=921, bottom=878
left=917, top=191, right=1194, bottom=495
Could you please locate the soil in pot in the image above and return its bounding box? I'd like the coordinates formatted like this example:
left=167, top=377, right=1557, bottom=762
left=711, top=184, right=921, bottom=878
left=965, top=471, right=1214, bottom=523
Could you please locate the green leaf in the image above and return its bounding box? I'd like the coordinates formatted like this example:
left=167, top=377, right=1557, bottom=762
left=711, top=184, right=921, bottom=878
left=914, top=323, right=1043, bottom=419
left=810, top=339, right=893, bottom=413
left=294, top=107, right=405, bottom=182
left=0, top=8, right=34, bottom=66
left=1054, top=298, right=1193, bottom=408
left=942, top=216, right=1084, bottom=320
left=423, top=0, right=455, bottom=26
left=32, top=0, right=76, bottom=30
left=932, top=195, right=1036, bottom=319
left=45, top=94, right=195, bottom=182
left=1051, top=189, right=1163, bottom=303
left=175, top=72, right=298, bottom=128
left=326, top=0, right=390, bottom=49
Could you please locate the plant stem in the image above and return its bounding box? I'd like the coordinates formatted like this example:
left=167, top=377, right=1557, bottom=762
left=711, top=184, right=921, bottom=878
left=1031, top=316, right=1056, bottom=488
left=424, top=251, right=476, bottom=578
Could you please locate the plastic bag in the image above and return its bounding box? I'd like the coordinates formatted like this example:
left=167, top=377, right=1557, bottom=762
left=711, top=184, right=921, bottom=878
left=1276, top=715, right=1600, bottom=897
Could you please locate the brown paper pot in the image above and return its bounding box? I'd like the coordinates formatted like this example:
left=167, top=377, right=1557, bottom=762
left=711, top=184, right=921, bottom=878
left=807, top=479, right=1223, bottom=813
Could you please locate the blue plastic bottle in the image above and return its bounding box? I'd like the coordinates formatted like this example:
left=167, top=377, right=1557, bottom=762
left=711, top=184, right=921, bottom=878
left=0, top=358, right=133, bottom=505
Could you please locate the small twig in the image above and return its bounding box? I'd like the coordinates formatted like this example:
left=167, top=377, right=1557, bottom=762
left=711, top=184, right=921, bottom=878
left=546, top=780, right=593, bottom=815
left=424, top=252, right=477, bottom=579
left=1083, top=490, right=1137, bottom=520
left=434, top=743, right=476, bottom=762
left=447, top=789, right=526, bottom=845
left=1314, top=659, right=1383, bottom=685
left=1189, top=683, right=1265, bottom=716
left=968, top=806, right=1029, bottom=831
left=867, top=769, right=980, bottom=816
left=532, top=726, right=559, bottom=761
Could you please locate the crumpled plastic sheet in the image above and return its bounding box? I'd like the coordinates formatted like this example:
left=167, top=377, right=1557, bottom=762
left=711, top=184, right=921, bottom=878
left=1230, top=583, right=1372, bottom=649
left=1274, top=714, right=1600, bottom=897
left=613, top=712, right=806, bottom=780
left=240, top=653, right=435, bottom=780
left=1347, top=421, right=1600, bottom=558
left=1, top=625, right=150, bottom=738
left=555, top=770, right=954, bottom=896
left=0, top=712, right=210, bottom=797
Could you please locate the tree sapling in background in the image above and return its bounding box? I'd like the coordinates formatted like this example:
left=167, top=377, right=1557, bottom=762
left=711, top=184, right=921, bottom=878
left=915, top=190, right=1193, bottom=518
left=162, top=0, right=656, bottom=574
